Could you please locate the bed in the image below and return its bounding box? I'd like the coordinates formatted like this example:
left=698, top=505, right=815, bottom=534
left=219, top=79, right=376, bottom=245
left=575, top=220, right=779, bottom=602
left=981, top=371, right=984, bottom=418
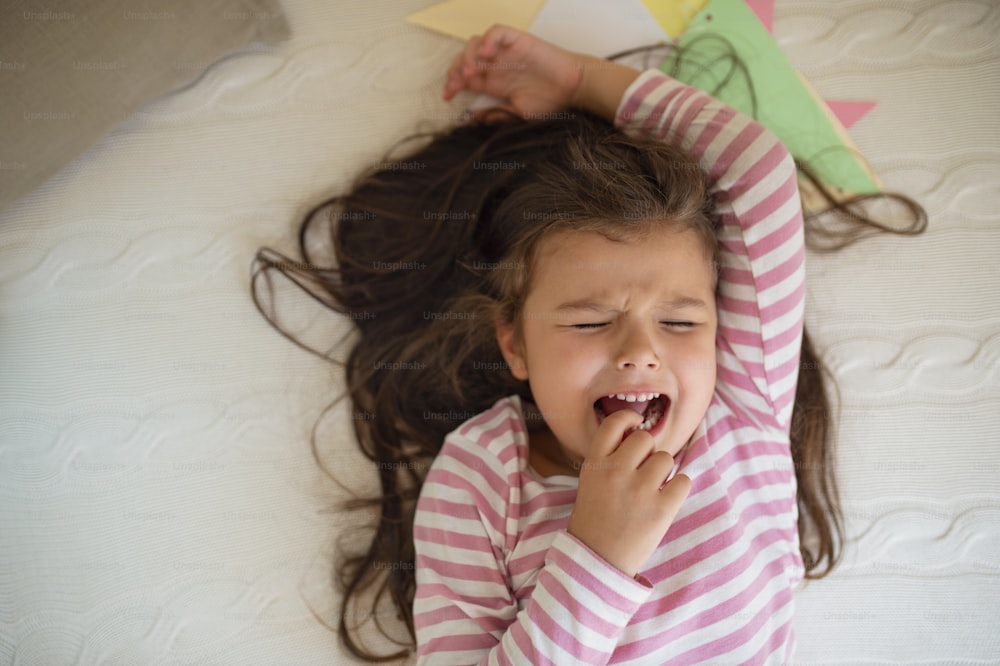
left=2, top=0, right=998, bottom=663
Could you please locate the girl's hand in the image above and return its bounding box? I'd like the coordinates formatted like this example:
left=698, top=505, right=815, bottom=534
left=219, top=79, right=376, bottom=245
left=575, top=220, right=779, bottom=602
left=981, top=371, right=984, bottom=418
left=566, top=409, right=691, bottom=579
left=443, top=24, right=584, bottom=118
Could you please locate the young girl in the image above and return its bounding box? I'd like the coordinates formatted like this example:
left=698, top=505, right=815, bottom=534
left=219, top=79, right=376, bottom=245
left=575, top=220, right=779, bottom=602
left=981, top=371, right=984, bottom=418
left=253, top=23, right=923, bottom=666
left=416, top=25, right=805, bottom=664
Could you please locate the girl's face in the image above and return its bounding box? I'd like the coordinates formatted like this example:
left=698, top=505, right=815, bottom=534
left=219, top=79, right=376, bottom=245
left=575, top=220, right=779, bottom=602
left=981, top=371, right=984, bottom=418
left=497, top=228, right=718, bottom=467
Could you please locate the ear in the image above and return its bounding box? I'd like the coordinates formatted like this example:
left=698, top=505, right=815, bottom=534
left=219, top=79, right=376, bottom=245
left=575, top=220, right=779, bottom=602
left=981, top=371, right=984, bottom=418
left=495, top=319, right=529, bottom=381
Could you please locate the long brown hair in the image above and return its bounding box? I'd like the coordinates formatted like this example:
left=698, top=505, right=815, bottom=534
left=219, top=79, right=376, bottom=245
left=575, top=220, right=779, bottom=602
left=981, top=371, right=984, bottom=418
left=251, top=63, right=925, bottom=664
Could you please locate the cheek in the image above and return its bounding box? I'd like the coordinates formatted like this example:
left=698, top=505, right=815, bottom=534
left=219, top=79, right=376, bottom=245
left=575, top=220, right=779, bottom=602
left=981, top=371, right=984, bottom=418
left=532, top=333, right=598, bottom=369
left=558, top=339, right=608, bottom=383
left=678, top=337, right=718, bottom=396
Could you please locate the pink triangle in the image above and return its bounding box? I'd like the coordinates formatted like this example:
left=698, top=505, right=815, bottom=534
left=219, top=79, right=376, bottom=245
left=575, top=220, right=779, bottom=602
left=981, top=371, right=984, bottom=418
left=743, top=0, right=775, bottom=34
left=825, top=99, right=878, bottom=129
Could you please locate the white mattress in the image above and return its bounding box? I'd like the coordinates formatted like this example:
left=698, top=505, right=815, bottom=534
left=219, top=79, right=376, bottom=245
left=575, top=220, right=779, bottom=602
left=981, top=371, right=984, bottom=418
left=2, top=1, right=998, bottom=663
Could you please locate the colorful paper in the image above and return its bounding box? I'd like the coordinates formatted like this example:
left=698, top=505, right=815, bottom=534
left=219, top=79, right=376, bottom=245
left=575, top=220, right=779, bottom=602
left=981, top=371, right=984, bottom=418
left=665, top=0, right=880, bottom=199
left=406, top=0, right=545, bottom=40
left=641, top=0, right=709, bottom=39
left=407, top=0, right=880, bottom=205
left=529, top=0, right=669, bottom=58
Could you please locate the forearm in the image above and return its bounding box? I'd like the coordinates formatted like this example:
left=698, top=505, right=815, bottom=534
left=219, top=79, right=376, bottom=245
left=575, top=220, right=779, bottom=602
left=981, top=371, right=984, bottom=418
left=569, top=55, right=643, bottom=122
left=416, top=530, right=652, bottom=665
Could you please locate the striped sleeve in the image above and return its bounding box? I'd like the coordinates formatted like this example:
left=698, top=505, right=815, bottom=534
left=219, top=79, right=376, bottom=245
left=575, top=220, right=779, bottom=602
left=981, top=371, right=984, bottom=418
left=413, top=432, right=653, bottom=665
left=615, top=70, right=805, bottom=431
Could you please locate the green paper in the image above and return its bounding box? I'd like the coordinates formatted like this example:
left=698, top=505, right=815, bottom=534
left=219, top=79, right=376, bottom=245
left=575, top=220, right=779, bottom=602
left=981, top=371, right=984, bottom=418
left=662, top=0, right=878, bottom=194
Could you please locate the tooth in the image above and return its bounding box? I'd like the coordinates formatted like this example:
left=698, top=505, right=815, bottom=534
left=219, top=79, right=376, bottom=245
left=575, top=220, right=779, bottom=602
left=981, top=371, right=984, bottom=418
left=640, top=393, right=650, bottom=401
left=626, top=394, right=636, bottom=402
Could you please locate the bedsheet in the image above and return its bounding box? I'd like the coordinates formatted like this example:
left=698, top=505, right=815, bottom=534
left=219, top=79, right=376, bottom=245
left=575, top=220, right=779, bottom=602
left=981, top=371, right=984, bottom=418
left=2, top=1, right=998, bottom=663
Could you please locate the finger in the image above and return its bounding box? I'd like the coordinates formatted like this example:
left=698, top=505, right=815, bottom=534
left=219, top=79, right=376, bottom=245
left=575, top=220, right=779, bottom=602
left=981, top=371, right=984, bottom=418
left=658, top=472, right=692, bottom=516
left=460, top=34, right=484, bottom=79
left=477, top=24, right=520, bottom=60
left=460, top=69, right=493, bottom=96
left=443, top=46, right=471, bottom=99
left=471, top=105, right=519, bottom=123
left=612, top=428, right=658, bottom=470
left=589, top=409, right=645, bottom=459
left=444, top=36, right=483, bottom=99
left=635, top=449, right=676, bottom=486
left=443, top=61, right=462, bottom=99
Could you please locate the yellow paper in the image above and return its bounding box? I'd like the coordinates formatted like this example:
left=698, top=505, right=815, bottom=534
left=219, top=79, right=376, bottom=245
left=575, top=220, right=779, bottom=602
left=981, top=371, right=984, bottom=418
left=406, top=0, right=546, bottom=41
left=641, top=0, right=709, bottom=38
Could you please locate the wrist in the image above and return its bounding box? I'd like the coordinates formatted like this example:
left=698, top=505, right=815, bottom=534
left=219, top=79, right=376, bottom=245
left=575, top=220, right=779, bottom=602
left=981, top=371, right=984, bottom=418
left=566, top=520, right=640, bottom=579
left=567, top=55, right=596, bottom=110
left=568, top=54, right=642, bottom=122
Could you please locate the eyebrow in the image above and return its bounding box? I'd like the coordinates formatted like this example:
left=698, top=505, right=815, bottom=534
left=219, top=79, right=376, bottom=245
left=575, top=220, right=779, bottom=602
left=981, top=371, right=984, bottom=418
left=555, top=297, right=709, bottom=312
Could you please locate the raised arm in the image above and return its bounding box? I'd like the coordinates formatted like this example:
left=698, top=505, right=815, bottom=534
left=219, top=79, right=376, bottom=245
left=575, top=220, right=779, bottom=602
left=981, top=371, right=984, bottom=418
left=609, top=70, right=805, bottom=430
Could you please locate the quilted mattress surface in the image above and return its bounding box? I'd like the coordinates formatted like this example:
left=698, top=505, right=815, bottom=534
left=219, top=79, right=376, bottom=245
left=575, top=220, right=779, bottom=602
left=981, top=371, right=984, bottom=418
left=1, top=0, right=998, bottom=663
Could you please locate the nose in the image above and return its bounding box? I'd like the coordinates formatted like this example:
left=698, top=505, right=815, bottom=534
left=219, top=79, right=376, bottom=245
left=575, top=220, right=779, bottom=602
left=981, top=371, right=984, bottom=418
left=614, top=322, right=660, bottom=371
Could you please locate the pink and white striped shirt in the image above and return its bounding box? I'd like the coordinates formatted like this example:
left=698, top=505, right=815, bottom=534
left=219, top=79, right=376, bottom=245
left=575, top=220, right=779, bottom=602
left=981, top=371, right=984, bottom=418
left=413, top=69, right=806, bottom=665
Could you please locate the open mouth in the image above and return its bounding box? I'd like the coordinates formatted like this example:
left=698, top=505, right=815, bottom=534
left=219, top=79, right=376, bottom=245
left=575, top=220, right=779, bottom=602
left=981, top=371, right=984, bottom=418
left=594, top=393, right=670, bottom=433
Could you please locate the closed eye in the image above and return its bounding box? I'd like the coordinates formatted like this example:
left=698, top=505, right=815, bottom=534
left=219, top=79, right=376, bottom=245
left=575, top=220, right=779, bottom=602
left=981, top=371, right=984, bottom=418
left=568, top=321, right=696, bottom=330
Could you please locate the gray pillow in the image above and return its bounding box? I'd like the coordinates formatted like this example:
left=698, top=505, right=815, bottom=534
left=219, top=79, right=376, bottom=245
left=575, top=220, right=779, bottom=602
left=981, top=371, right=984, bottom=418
left=0, top=0, right=290, bottom=213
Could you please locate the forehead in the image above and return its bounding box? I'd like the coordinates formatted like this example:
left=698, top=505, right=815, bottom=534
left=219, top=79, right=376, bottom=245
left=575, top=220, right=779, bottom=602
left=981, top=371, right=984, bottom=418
left=529, top=228, right=714, bottom=297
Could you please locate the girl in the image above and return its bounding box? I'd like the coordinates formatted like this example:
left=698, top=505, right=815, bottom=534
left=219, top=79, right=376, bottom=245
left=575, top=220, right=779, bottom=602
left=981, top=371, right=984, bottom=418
left=418, top=25, right=804, bottom=664
left=252, top=23, right=924, bottom=666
